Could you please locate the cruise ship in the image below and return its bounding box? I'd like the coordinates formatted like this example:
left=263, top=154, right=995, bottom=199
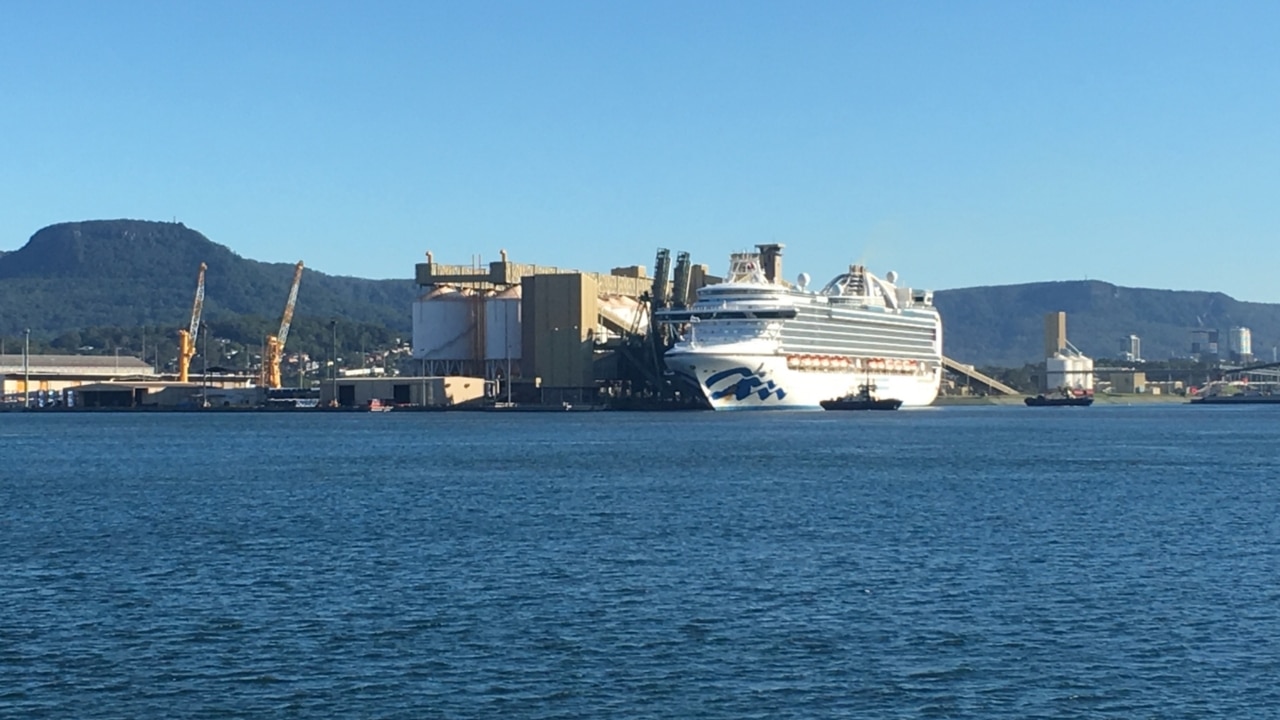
left=660, top=245, right=942, bottom=410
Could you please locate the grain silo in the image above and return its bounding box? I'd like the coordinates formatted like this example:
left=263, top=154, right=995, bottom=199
left=484, top=285, right=522, bottom=379
left=412, top=286, right=479, bottom=375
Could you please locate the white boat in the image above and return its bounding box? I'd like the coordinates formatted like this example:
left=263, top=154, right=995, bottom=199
left=660, top=246, right=943, bottom=410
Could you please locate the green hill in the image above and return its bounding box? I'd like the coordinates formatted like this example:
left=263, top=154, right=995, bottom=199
left=934, top=280, right=1280, bottom=367
left=0, top=220, right=417, bottom=371
left=0, top=219, right=415, bottom=335
left=3, top=220, right=1278, bottom=369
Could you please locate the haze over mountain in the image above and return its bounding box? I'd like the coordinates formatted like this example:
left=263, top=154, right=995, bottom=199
left=2, top=220, right=1277, bottom=368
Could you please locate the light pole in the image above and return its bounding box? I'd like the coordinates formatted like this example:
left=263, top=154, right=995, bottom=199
left=23, top=328, right=30, bottom=409
left=202, top=321, right=209, bottom=407
left=329, top=319, right=337, bottom=406
left=504, top=308, right=512, bottom=404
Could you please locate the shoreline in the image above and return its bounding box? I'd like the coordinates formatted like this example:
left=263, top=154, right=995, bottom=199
left=4, top=393, right=1196, bottom=413
left=932, top=393, right=1189, bottom=407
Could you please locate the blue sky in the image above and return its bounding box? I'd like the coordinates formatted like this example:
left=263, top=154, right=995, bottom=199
left=3, top=1, right=1278, bottom=301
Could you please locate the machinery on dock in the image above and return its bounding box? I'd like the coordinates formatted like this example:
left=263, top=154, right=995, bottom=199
left=261, top=261, right=304, bottom=389
left=177, top=262, right=207, bottom=383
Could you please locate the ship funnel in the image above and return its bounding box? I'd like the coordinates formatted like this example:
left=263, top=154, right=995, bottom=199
left=755, top=243, right=784, bottom=284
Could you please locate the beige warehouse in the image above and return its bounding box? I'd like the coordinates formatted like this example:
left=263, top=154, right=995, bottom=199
left=1, top=353, right=158, bottom=400
left=318, top=376, right=488, bottom=408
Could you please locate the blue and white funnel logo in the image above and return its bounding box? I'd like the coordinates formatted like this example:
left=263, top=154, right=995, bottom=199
left=705, top=367, right=787, bottom=402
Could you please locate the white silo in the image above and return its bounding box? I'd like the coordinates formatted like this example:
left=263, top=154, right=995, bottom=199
left=1046, top=352, right=1095, bottom=391
left=412, top=286, right=478, bottom=366
left=484, top=286, right=522, bottom=373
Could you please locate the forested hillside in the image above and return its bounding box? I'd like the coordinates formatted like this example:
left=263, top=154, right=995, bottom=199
left=0, top=220, right=415, bottom=334
left=0, top=220, right=417, bottom=370
left=3, top=220, right=1278, bottom=369
left=935, top=280, right=1280, bottom=367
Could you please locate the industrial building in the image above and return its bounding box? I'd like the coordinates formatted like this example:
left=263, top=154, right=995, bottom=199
left=71, top=382, right=264, bottom=409
left=1042, top=312, right=1095, bottom=392
left=318, top=376, right=488, bottom=408
left=411, top=249, right=716, bottom=404
left=0, top=353, right=267, bottom=408
left=1, top=354, right=159, bottom=404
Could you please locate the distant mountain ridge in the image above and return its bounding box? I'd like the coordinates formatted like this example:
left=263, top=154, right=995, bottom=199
left=934, top=280, right=1280, bottom=367
left=2, top=220, right=1277, bottom=367
left=0, top=219, right=416, bottom=337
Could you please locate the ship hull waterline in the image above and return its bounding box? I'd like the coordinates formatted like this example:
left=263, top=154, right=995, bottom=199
left=666, top=351, right=940, bottom=411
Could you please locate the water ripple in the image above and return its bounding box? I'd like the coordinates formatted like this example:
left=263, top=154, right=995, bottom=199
left=1, top=408, right=1278, bottom=717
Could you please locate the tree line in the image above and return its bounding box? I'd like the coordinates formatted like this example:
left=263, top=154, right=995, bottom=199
left=0, top=316, right=405, bottom=375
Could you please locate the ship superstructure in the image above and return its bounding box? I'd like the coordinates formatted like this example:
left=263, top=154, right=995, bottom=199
left=661, top=245, right=942, bottom=410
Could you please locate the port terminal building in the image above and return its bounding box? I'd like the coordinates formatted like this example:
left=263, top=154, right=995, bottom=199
left=317, top=375, right=488, bottom=409
left=411, top=249, right=718, bottom=404
left=0, top=354, right=268, bottom=408
left=1, top=354, right=159, bottom=405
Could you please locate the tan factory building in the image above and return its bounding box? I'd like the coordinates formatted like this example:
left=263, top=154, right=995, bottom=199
left=411, top=249, right=713, bottom=404
left=318, top=376, right=488, bottom=408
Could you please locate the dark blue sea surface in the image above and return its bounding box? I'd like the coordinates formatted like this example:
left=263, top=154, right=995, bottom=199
left=2, top=405, right=1278, bottom=718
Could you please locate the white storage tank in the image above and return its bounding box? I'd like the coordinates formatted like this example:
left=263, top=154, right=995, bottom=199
left=484, top=286, right=522, bottom=361
left=1046, top=353, right=1094, bottom=391
left=412, top=286, right=478, bottom=361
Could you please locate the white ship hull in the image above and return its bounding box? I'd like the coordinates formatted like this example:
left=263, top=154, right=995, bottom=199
left=659, top=249, right=943, bottom=411
left=666, top=349, right=940, bottom=410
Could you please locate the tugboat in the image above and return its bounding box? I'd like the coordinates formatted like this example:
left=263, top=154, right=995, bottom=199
left=821, top=382, right=902, bottom=411
left=1025, top=388, right=1093, bottom=407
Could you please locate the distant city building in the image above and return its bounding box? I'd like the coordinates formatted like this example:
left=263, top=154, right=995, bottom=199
left=1190, top=329, right=1219, bottom=360
left=1121, top=334, right=1141, bottom=362
left=1229, top=326, right=1253, bottom=363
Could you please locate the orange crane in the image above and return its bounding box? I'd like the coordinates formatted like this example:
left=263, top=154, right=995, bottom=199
left=177, top=262, right=207, bottom=383
left=262, top=261, right=304, bottom=388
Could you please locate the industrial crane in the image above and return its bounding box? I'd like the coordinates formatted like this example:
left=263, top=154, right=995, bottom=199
left=177, top=262, right=207, bottom=383
left=262, top=261, right=304, bottom=389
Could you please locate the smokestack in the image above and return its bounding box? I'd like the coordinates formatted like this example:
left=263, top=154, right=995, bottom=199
left=755, top=243, right=784, bottom=284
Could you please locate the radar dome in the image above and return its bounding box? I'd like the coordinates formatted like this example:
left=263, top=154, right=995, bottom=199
left=885, top=270, right=898, bottom=284
left=796, top=272, right=811, bottom=290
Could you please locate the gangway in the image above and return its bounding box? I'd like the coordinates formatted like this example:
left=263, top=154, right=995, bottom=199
left=942, top=356, right=1019, bottom=396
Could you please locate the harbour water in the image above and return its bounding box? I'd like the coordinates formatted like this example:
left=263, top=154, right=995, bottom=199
left=2, top=406, right=1278, bottom=718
